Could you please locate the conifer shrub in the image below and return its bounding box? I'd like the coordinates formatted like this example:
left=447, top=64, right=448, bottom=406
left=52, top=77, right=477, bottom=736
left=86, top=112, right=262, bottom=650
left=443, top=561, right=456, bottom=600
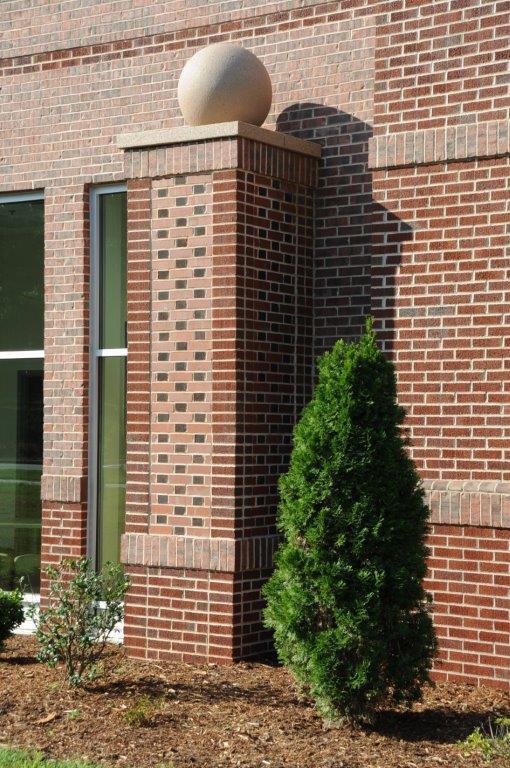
left=263, top=320, right=436, bottom=721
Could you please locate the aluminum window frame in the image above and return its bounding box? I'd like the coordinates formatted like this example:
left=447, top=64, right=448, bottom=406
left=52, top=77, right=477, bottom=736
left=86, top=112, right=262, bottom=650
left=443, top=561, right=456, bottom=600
left=0, top=190, right=45, bottom=363
left=0, top=190, right=45, bottom=613
left=87, top=184, right=128, bottom=568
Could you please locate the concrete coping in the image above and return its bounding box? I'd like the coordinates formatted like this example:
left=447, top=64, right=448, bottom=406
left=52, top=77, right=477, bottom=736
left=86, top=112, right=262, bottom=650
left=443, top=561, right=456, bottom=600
left=117, top=120, right=321, bottom=158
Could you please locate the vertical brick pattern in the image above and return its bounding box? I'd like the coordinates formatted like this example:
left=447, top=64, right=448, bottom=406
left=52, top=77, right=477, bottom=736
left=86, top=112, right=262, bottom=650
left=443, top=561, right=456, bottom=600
left=150, top=175, right=213, bottom=538
left=39, top=186, right=90, bottom=599
left=122, top=178, right=152, bottom=654
left=210, top=163, right=314, bottom=659
left=40, top=503, right=88, bottom=568
left=125, top=179, right=152, bottom=535
left=211, top=167, right=314, bottom=540
left=122, top=139, right=317, bottom=663
left=41, top=186, right=90, bottom=498
left=426, top=525, right=510, bottom=688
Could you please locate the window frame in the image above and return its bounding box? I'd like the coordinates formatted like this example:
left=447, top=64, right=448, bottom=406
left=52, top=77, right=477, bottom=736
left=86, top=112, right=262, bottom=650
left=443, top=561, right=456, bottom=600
left=0, top=190, right=45, bottom=608
left=0, top=190, right=45, bottom=363
left=87, top=184, right=128, bottom=569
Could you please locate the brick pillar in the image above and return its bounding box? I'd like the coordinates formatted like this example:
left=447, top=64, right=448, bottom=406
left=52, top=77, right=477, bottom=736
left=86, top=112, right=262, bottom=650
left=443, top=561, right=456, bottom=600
left=119, top=123, right=319, bottom=662
left=40, top=185, right=90, bottom=596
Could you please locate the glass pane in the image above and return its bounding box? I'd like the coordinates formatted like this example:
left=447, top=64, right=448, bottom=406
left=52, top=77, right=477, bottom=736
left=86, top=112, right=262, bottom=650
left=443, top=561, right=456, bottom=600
left=99, top=193, right=127, bottom=349
left=0, top=199, right=44, bottom=351
left=0, top=359, right=43, bottom=591
left=96, top=356, right=126, bottom=570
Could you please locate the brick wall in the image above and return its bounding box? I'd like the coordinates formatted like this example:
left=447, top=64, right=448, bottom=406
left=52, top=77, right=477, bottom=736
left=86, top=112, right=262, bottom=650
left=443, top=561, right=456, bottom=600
left=1, top=0, right=508, bottom=686
left=0, top=1, right=381, bottom=354
left=370, top=0, right=509, bottom=689
left=372, top=156, right=510, bottom=482
left=426, top=525, right=509, bottom=689
left=373, top=1, right=509, bottom=136
left=150, top=173, right=214, bottom=538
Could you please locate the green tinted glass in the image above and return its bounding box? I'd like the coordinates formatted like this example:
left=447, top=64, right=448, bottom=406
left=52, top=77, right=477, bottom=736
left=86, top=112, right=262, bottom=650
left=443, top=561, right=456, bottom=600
left=95, top=189, right=127, bottom=570
left=99, top=193, right=127, bottom=349
left=96, top=356, right=126, bottom=569
left=0, top=200, right=44, bottom=351
left=0, top=359, right=43, bottom=591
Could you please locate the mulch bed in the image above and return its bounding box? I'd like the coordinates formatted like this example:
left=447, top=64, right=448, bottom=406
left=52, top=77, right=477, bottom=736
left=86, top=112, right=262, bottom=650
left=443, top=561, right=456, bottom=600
left=1, top=637, right=509, bottom=768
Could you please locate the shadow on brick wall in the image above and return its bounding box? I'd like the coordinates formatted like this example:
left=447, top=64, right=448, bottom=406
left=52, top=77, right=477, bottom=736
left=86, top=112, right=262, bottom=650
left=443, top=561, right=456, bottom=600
left=276, top=103, right=413, bottom=358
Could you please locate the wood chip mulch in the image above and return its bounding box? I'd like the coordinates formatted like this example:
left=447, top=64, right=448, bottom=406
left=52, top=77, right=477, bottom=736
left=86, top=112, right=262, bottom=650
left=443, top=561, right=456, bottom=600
left=0, top=637, right=509, bottom=768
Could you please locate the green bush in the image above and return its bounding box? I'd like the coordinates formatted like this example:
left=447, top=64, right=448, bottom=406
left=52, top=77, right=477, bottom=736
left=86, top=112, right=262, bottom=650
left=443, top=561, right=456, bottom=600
left=32, top=557, right=129, bottom=687
left=263, top=319, right=436, bottom=721
left=459, top=717, right=510, bottom=761
left=0, top=588, right=24, bottom=650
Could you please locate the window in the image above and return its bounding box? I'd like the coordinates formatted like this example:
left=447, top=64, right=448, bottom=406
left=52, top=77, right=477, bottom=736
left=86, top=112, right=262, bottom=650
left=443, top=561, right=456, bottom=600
left=89, top=186, right=127, bottom=570
left=0, top=192, right=44, bottom=592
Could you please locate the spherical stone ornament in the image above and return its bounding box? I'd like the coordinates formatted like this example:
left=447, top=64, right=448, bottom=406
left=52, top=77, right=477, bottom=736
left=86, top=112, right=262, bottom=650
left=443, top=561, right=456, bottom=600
left=178, top=43, right=272, bottom=127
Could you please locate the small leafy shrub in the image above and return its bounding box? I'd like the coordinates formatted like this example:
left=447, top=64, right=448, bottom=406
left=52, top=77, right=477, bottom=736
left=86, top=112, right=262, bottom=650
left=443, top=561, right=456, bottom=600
left=124, top=695, right=164, bottom=727
left=0, top=587, right=24, bottom=650
left=264, top=319, right=437, bottom=721
left=32, top=557, right=129, bottom=686
left=459, top=717, right=510, bottom=761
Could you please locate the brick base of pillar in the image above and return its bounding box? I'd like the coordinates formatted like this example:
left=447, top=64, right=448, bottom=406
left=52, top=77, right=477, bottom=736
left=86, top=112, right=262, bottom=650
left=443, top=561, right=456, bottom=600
left=123, top=564, right=273, bottom=663
left=121, top=532, right=279, bottom=662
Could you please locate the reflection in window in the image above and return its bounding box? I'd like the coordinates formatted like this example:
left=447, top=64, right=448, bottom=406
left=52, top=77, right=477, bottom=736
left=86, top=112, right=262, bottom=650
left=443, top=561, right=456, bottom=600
left=0, top=196, right=44, bottom=591
left=96, top=356, right=126, bottom=569
left=92, top=189, right=127, bottom=571
left=0, top=200, right=44, bottom=352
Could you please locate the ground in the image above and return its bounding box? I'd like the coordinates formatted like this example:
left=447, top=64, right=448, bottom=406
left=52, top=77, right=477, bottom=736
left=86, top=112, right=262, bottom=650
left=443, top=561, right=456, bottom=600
left=1, top=637, right=509, bottom=768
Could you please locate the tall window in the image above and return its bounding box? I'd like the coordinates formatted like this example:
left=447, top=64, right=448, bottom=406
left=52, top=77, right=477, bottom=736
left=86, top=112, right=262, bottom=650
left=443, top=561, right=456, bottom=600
left=89, top=186, right=127, bottom=570
left=0, top=192, right=44, bottom=592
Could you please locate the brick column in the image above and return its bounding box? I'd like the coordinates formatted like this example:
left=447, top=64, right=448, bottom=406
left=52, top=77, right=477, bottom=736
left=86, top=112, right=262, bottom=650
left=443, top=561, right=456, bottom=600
left=119, top=122, right=319, bottom=662
left=40, top=185, right=90, bottom=594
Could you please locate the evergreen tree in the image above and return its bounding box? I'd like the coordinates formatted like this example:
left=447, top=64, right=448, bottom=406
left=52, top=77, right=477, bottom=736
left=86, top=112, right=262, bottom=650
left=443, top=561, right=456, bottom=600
left=264, top=319, right=436, bottom=720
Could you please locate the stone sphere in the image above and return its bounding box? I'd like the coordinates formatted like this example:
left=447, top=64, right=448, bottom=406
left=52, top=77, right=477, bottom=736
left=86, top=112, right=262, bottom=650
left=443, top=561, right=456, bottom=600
left=178, top=43, right=272, bottom=127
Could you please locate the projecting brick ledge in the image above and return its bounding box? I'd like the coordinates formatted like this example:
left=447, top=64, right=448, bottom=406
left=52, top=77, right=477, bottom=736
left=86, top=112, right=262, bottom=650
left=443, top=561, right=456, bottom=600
left=423, top=479, right=510, bottom=528
left=121, top=533, right=280, bottom=572
left=41, top=474, right=87, bottom=504
left=118, top=121, right=320, bottom=184
left=368, top=120, right=510, bottom=169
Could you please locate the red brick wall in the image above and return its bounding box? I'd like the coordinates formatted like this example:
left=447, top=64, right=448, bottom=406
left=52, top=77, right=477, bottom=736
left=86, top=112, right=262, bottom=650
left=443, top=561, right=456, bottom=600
left=1, top=0, right=508, bottom=686
left=372, top=156, right=510, bottom=482
left=371, top=0, right=509, bottom=690
left=374, top=1, right=509, bottom=136
left=125, top=178, right=152, bottom=535
left=0, top=1, right=381, bottom=356
left=426, top=525, right=510, bottom=689
left=150, top=173, right=214, bottom=538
